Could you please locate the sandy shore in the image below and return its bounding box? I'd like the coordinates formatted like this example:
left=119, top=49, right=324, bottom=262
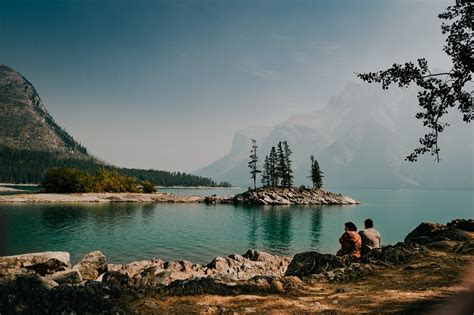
left=0, top=192, right=205, bottom=203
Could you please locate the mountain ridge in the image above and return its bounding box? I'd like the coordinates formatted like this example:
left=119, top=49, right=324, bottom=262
left=196, top=83, right=473, bottom=190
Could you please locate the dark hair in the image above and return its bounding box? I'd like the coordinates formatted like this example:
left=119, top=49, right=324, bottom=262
left=364, top=219, right=374, bottom=228
left=344, top=222, right=357, bottom=232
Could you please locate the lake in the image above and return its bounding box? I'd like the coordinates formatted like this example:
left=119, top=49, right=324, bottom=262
left=0, top=189, right=472, bottom=264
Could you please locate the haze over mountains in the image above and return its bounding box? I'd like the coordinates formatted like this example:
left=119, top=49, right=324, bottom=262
left=0, top=65, right=225, bottom=186
left=197, top=83, right=473, bottom=190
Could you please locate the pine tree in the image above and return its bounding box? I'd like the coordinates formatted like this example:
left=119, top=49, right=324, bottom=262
left=269, top=146, right=278, bottom=188
left=248, top=139, right=261, bottom=190
left=283, top=141, right=294, bottom=188
left=276, top=141, right=287, bottom=188
left=308, top=155, right=324, bottom=189
left=261, top=155, right=271, bottom=188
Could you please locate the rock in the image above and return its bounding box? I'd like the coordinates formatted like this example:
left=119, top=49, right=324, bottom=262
left=285, top=251, right=344, bottom=278
left=405, top=222, right=474, bottom=244
left=50, top=280, right=129, bottom=314
left=0, top=273, right=52, bottom=312
left=231, top=188, right=359, bottom=205
left=73, top=250, right=107, bottom=281
left=108, top=258, right=164, bottom=278
left=447, top=219, right=474, bottom=232
left=24, top=258, right=68, bottom=276
left=0, top=251, right=71, bottom=271
left=47, top=270, right=83, bottom=285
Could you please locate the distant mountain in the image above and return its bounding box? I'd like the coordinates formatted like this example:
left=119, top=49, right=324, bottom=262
left=0, top=65, right=226, bottom=186
left=196, top=83, right=473, bottom=190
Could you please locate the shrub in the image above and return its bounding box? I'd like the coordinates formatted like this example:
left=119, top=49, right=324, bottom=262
left=41, top=167, right=140, bottom=193
left=92, top=169, right=140, bottom=193
left=141, top=180, right=156, bottom=193
left=41, top=168, right=93, bottom=193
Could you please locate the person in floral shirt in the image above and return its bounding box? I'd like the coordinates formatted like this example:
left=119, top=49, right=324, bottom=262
left=336, top=222, right=362, bottom=257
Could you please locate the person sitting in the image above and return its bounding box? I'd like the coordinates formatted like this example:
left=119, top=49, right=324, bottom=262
left=359, top=218, right=381, bottom=255
left=336, top=222, right=362, bottom=257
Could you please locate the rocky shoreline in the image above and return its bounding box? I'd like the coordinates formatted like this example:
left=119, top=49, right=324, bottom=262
left=0, top=188, right=358, bottom=205
left=1, top=219, right=473, bottom=313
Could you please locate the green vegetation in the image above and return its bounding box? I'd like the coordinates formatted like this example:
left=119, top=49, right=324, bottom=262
left=42, top=168, right=142, bottom=193
left=141, top=180, right=156, bottom=193
left=308, top=155, right=323, bottom=189
left=255, top=140, right=295, bottom=189
left=0, top=146, right=231, bottom=187
left=248, top=139, right=261, bottom=190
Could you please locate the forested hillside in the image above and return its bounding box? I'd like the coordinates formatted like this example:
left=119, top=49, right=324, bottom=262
left=0, top=146, right=229, bottom=186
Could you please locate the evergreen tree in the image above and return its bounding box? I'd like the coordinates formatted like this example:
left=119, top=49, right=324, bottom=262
left=276, top=141, right=287, bottom=187
left=283, top=141, right=294, bottom=188
left=248, top=139, right=261, bottom=190
left=269, top=146, right=278, bottom=188
left=308, top=155, right=324, bottom=189
left=261, top=155, right=271, bottom=188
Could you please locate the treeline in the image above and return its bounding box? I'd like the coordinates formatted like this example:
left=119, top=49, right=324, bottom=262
left=0, top=146, right=231, bottom=187
left=248, top=140, right=323, bottom=190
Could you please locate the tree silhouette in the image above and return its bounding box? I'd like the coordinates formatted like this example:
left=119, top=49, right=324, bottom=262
left=248, top=139, right=261, bottom=190
left=308, top=155, right=324, bottom=189
left=269, top=146, right=278, bottom=188
left=261, top=155, right=271, bottom=188
left=358, top=1, right=473, bottom=162
left=283, top=141, right=294, bottom=188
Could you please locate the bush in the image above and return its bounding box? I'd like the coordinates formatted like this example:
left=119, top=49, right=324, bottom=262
left=41, top=168, right=140, bottom=193
left=141, top=180, right=156, bottom=193
left=92, top=169, right=139, bottom=193
left=41, top=168, right=93, bottom=193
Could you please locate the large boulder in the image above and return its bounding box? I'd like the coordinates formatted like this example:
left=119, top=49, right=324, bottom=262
left=0, top=252, right=71, bottom=277
left=404, top=222, right=474, bottom=244
left=285, top=251, right=344, bottom=278
left=0, top=273, right=52, bottom=312
left=47, top=270, right=83, bottom=285
left=73, top=251, right=107, bottom=281
left=447, top=219, right=474, bottom=232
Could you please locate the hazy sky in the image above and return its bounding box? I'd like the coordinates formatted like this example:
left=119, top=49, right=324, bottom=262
left=0, top=0, right=453, bottom=172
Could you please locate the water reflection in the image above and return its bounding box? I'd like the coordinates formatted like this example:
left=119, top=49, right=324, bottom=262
left=141, top=204, right=155, bottom=220
left=310, top=207, right=323, bottom=248
left=261, top=206, right=293, bottom=254
left=247, top=209, right=258, bottom=249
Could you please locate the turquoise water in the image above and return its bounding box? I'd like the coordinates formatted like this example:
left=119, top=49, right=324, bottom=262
left=0, top=189, right=472, bottom=264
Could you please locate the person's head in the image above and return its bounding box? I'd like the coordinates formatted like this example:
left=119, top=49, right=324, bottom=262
left=344, top=222, right=357, bottom=232
left=364, top=219, right=374, bottom=229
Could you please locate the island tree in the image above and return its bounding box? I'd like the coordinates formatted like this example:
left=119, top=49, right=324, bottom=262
left=248, top=139, right=261, bottom=190
left=269, top=146, right=278, bottom=188
left=283, top=141, right=294, bottom=188
left=308, top=155, right=324, bottom=189
left=357, top=1, right=473, bottom=162
left=261, top=155, right=271, bottom=188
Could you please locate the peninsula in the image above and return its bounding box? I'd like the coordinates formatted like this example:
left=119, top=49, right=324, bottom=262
left=0, top=187, right=358, bottom=205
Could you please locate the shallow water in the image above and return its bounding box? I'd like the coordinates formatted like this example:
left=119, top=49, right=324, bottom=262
left=0, top=189, right=472, bottom=264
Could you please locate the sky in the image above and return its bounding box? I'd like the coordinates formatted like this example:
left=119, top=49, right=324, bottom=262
left=0, top=0, right=453, bottom=172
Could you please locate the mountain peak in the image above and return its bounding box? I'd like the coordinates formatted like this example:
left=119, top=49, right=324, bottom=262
left=0, top=65, right=88, bottom=155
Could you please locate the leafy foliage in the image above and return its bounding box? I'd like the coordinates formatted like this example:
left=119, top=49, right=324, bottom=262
left=41, top=168, right=93, bottom=193
left=357, top=1, right=473, bottom=162
left=141, top=180, right=156, bottom=193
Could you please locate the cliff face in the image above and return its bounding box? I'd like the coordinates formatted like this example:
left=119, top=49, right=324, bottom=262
left=0, top=65, right=87, bottom=155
